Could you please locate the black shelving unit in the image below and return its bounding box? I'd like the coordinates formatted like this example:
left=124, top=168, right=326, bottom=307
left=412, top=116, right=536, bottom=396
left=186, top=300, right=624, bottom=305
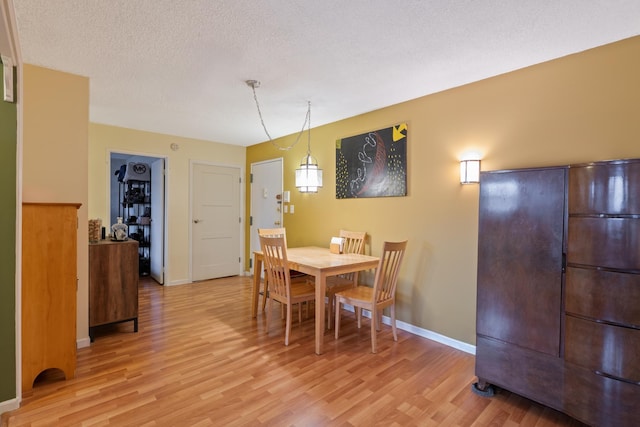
left=119, top=179, right=151, bottom=276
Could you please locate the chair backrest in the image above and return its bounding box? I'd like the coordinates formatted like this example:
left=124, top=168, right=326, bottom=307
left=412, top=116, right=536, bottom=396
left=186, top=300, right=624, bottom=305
left=337, top=230, right=366, bottom=281
left=372, top=240, right=408, bottom=303
left=258, top=227, right=286, bottom=237
left=259, top=235, right=291, bottom=301
left=339, top=229, right=366, bottom=255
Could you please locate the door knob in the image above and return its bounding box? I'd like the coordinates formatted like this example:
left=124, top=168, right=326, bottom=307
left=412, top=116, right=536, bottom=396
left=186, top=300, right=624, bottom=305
left=193, top=219, right=202, bottom=223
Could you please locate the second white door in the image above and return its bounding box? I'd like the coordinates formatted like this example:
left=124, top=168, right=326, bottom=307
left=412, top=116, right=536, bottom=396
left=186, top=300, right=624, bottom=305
left=191, top=163, right=241, bottom=281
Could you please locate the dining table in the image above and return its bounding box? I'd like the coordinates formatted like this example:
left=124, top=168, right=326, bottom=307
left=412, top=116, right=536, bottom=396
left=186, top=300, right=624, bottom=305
left=252, top=246, right=380, bottom=354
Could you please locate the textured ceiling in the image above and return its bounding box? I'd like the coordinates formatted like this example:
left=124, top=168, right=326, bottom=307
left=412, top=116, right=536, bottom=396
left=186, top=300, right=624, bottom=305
left=10, top=0, right=640, bottom=146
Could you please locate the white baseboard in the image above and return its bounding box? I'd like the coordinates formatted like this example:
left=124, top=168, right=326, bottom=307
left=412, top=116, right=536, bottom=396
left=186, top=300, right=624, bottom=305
left=342, top=304, right=476, bottom=355
left=77, top=337, right=91, bottom=349
left=0, top=396, right=20, bottom=416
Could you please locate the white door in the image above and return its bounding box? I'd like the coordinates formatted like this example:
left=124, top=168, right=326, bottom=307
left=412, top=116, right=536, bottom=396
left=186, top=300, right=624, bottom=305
left=191, top=163, right=241, bottom=281
left=150, top=158, right=165, bottom=284
left=250, top=158, right=283, bottom=275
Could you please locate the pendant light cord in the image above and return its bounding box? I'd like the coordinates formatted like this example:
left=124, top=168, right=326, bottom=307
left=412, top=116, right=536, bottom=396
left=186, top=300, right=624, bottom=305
left=247, top=80, right=310, bottom=151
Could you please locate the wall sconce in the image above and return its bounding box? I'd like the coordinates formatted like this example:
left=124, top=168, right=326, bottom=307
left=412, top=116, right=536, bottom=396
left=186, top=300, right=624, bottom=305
left=460, top=159, right=481, bottom=184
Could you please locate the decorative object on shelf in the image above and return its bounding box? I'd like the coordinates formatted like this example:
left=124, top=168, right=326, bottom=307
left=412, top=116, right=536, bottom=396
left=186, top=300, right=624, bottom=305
left=246, top=79, right=323, bottom=192
left=460, top=159, right=481, bottom=184
left=111, top=217, right=128, bottom=241
left=88, top=218, right=102, bottom=243
left=336, top=123, right=407, bottom=199
left=123, top=162, right=151, bottom=182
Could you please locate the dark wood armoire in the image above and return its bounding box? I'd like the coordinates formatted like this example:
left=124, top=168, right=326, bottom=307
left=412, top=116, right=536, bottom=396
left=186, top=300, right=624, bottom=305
left=475, top=159, right=640, bottom=427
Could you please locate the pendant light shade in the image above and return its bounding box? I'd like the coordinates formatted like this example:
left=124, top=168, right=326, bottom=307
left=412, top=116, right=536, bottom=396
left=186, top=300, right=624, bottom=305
left=296, top=154, right=323, bottom=193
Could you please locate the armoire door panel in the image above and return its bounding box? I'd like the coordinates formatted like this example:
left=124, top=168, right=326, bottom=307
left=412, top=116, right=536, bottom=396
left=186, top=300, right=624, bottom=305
left=477, top=167, right=566, bottom=356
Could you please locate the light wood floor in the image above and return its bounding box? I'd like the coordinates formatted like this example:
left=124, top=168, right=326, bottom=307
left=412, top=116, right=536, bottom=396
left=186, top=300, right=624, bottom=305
left=3, top=276, right=587, bottom=427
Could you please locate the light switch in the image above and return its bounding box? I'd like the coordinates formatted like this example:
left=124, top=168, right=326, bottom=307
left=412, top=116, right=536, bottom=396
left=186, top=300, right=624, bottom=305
left=289, top=205, right=294, bottom=214
left=283, top=205, right=288, bottom=213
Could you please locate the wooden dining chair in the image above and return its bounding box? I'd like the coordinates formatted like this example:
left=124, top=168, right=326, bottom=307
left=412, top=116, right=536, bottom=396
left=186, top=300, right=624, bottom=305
left=334, top=240, right=408, bottom=353
left=257, top=228, right=310, bottom=312
left=325, top=230, right=367, bottom=329
left=259, top=234, right=316, bottom=345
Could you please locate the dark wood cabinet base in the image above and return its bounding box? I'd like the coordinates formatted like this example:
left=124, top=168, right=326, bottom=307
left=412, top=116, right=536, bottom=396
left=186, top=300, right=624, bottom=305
left=476, top=336, right=640, bottom=427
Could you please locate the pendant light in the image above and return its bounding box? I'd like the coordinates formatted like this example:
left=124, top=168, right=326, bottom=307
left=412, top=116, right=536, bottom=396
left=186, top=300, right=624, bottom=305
left=247, top=80, right=323, bottom=192
left=295, top=101, right=322, bottom=193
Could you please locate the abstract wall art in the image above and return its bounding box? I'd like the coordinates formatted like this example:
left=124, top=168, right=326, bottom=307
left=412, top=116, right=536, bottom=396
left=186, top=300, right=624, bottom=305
left=336, top=123, right=407, bottom=199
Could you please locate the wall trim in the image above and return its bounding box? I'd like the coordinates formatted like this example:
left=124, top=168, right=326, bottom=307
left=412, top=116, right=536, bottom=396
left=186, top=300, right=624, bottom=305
left=343, top=304, right=476, bottom=355
left=0, top=396, right=20, bottom=416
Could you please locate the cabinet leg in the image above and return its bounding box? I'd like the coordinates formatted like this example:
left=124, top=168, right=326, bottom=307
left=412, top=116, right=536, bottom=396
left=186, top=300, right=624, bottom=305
left=134, top=318, right=138, bottom=333
left=471, top=379, right=495, bottom=397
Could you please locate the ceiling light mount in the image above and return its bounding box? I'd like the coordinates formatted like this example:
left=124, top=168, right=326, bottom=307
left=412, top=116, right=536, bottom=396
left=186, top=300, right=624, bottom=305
left=247, top=79, right=323, bottom=192
left=246, top=78, right=309, bottom=151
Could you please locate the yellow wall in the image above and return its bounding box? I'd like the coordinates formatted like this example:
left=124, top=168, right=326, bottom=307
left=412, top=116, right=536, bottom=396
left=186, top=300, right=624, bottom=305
left=88, top=123, right=246, bottom=284
left=22, top=64, right=90, bottom=341
left=246, top=36, right=640, bottom=345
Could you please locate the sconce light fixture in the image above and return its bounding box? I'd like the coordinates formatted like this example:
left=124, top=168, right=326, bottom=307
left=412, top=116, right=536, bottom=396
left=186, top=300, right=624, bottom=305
left=460, top=159, right=481, bottom=184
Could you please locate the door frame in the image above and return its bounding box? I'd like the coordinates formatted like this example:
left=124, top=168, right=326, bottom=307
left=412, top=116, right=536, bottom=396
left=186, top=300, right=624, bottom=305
left=107, top=149, right=169, bottom=284
left=249, top=158, right=284, bottom=276
left=188, top=160, right=245, bottom=282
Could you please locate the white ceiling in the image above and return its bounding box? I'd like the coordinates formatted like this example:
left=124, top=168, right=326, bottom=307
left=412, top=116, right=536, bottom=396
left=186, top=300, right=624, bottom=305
left=10, top=1, right=640, bottom=147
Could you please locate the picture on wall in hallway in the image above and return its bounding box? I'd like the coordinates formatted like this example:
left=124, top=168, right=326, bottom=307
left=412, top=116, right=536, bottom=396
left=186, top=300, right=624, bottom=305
left=336, top=123, right=407, bottom=199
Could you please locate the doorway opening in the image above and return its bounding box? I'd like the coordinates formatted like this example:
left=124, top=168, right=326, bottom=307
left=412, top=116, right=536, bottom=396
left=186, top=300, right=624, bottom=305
left=110, top=152, right=167, bottom=285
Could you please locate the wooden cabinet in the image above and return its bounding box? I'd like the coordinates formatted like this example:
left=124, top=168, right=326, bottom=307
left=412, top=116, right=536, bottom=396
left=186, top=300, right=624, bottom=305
left=89, top=240, right=139, bottom=340
left=22, top=202, right=80, bottom=392
left=475, top=167, right=567, bottom=408
left=475, top=159, right=640, bottom=427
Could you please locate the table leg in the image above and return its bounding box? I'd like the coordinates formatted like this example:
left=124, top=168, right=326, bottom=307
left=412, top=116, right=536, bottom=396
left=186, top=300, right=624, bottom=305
left=315, top=272, right=326, bottom=354
left=251, top=254, right=263, bottom=318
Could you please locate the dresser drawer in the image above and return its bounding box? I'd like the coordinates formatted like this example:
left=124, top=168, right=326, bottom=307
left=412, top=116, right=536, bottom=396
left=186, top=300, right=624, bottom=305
left=565, top=316, right=640, bottom=383
left=569, top=160, right=640, bottom=215
left=567, top=217, right=640, bottom=270
left=566, top=267, right=640, bottom=327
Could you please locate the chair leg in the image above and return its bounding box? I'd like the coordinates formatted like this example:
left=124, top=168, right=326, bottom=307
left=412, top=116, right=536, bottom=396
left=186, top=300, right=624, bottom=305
left=391, top=304, right=398, bottom=341
left=334, top=299, right=341, bottom=339
left=327, top=295, right=334, bottom=330
left=285, top=302, right=293, bottom=346
left=356, top=307, right=362, bottom=329
left=298, top=302, right=302, bottom=324
left=261, top=276, right=269, bottom=312
left=265, top=294, right=273, bottom=332
left=370, top=309, right=377, bottom=353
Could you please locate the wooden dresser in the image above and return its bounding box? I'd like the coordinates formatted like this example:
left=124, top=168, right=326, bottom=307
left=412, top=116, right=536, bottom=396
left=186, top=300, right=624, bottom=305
left=22, top=202, right=80, bottom=392
left=475, top=159, right=640, bottom=427
left=89, top=239, right=139, bottom=340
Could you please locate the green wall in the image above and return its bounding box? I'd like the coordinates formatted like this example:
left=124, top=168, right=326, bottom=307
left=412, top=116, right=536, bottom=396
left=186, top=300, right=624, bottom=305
left=0, top=60, right=17, bottom=402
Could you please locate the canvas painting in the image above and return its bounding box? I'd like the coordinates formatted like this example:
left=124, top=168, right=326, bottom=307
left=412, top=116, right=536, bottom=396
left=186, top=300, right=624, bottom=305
left=336, top=123, right=407, bottom=199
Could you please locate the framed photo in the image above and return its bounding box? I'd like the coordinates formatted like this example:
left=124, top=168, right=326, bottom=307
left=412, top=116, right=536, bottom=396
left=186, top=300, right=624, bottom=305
left=336, top=123, right=407, bottom=199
